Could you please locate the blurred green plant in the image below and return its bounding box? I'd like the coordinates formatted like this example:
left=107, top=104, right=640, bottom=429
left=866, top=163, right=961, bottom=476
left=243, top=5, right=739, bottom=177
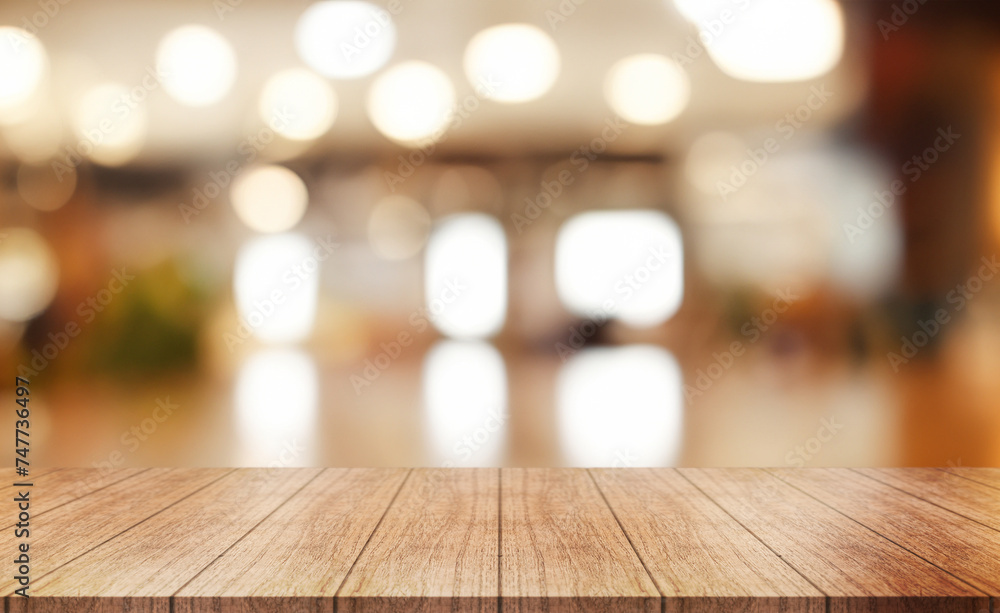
left=85, top=257, right=210, bottom=376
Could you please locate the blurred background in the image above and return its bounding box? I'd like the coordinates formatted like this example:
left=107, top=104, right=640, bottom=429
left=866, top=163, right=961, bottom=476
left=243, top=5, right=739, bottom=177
left=2, top=0, right=1000, bottom=469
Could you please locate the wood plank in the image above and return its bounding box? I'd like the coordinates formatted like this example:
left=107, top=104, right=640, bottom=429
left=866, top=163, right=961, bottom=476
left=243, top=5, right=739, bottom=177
left=500, top=468, right=659, bottom=613
left=0, top=467, right=61, bottom=484
left=0, top=467, right=61, bottom=523
left=174, top=468, right=408, bottom=613
left=10, top=468, right=321, bottom=613
left=3, top=468, right=999, bottom=611
left=771, top=468, right=1000, bottom=599
left=682, top=468, right=988, bottom=613
left=0, top=468, right=229, bottom=596
left=1, top=468, right=146, bottom=525
left=856, top=467, right=1000, bottom=532
left=336, top=468, right=497, bottom=613
left=592, top=468, right=825, bottom=613
left=941, top=467, right=1000, bottom=490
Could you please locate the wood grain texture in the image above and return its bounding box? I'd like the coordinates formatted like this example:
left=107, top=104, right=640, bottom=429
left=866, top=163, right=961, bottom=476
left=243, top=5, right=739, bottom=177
left=4, top=468, right=1000, bottom=612
left=0, top=468, right=229, bottom=596
left=856, top=467, right=1000, bottom=531
left=1, top=468, right=146, bottom=526
left=175, top=468, right=408, bottom=613
left=11, top=468, right=320, bottom=613
left=942, top=466, right=1000, bottom=490
left=0, top=468, right=61, bottom=493
left=681, top=468, right=989, bottom=613
left=592, top=468, right=825, bottom=613
left=336, top=468, right=498, bottom=613
left=501, top=468, right=659, bottom=613
left=770, top=468, right=1000, bottom=598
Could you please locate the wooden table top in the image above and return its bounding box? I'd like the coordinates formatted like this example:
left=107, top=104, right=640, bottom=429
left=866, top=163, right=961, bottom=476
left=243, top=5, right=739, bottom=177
left=3, top=467, right=999, bottom=612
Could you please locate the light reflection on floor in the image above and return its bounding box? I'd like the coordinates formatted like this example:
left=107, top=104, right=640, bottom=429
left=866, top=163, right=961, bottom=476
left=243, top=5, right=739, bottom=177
left=557, top=345, right=682, bottom=467
left=234, top=348, right=318, bottom=467
left=15, top=337, right=1000, bottom=468
left=423, top=339, right=507, bottom=467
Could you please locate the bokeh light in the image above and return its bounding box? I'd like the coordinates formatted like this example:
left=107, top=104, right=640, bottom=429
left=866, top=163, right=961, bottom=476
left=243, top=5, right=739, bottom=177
left=259, top=68, right=338, bottom=141
left=72, top=82, right=148, bottom=166
left=0, top=228, right=60, bottom=322
left=295, top=0, right=396, bottom=79
left=156, top=24, right=237, bottom=106
left=0, top=27, right=47, bottom=119
left=699, top=0, right=844, bottom=82
left=368, top=195, right=431, bottom=260
left=367, top=61, right=455, bottom=145
left=425, top=213, right=507, bottom=339
left=604, top=54, right=690, bottom=125
left=230, top=165, right=309, bottom=233
left=463, top=24, right=560, bottom=103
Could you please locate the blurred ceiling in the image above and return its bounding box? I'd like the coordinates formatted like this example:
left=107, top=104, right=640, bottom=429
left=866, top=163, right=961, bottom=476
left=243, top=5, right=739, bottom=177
left=0, top=0, right=866, bottom=165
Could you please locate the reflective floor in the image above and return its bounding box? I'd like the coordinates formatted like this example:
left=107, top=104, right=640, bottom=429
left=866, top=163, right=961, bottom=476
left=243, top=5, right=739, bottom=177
left=15, top=319, right=1000, bottom=469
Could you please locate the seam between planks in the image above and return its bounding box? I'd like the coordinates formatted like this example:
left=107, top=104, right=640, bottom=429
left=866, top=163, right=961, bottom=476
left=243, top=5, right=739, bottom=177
left=765, top=468, right=992, bottom=601
left=585, top=468, right=664, bottom=613
left=849, top=468, right=1000, bottom=536
left=332, top=467, right=413, bottom=611
left=935, top=467, right=1000, bottom=492
left=167, top=467, right=330, bottom=601
left=2, top=468, right=237, bottom=598
left=674, top=468, right=833, bottom=611
left=0, top=467, right=153, bottom=532
left=497, top=468, right=502, bottom=613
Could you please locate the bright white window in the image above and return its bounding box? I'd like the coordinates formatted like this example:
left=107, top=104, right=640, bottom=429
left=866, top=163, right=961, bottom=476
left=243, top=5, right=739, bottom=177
left=424, top=213, right=507, bottom=339
left=233, top=233, right=319, bottom=343
left=555, top=210, right=683, bottom=328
